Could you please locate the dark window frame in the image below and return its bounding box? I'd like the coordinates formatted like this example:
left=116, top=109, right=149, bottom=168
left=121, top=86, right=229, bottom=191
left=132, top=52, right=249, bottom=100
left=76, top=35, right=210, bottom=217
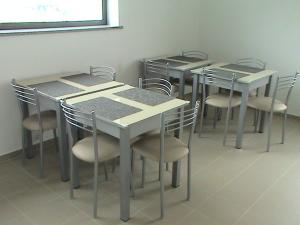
left=0, top=0, right=107, bottom=30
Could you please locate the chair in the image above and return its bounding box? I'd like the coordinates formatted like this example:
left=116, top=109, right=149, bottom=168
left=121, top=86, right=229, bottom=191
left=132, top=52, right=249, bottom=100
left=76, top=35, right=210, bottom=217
left=61, top=101, right=120, bottom=218
left=90, top=66, right=117, bottom=81
left=236, top=58, right=266, bottom=70
left=175, top=51, right=208, bottom=100
left=11, top=80, right=57, bottom=178
left=132, top=101, right=200, bottom=218
left=247, top=72, right=299, bottom=151
left=138, top=77, right=173, bottom=96
left=198, top=69, right=240, bottom=146
left=144, top=60, right=169, bottom=80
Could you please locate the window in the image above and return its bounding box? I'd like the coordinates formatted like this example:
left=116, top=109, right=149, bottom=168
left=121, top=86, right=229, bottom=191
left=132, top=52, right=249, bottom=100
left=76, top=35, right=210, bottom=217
left=0, top=0, right=107, bottom=30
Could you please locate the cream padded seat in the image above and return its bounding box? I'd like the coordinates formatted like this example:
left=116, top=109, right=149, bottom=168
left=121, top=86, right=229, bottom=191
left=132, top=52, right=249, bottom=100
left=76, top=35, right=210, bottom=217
left=22, top=110, right=57, bottom=131
left=248, top=97, right=287, bottom=112
left=206, top=93, right=241, bottom=108
left=133, top=134, right=189, bottom=162
left=72, top=134, right=120, bottom=163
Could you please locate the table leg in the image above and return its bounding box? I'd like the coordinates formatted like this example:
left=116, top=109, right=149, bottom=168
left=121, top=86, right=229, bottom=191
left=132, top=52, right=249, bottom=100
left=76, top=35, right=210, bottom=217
left=235, top=88, right=249, bottom=149
left=56, top=103, right=69, bottom=181
left=192, top=74, right=199, bottom=108
left=259, top=76, right=273, bottom=133
left=120, top=127, right=131, bottom=222
left=178, top=73, right=185, bottom=99
left=20, top=101, right=34, bottom=158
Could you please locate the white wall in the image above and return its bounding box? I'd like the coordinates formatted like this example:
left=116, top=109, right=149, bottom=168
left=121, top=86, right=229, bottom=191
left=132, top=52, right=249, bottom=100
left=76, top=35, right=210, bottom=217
left=196, top=0, right=300, bottom=116
left=0, top=0, right=199, bottom=156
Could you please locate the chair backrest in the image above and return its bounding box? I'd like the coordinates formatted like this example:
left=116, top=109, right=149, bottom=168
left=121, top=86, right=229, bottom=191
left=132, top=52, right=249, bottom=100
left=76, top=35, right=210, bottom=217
left=90, top=66, right=116, bottom=81
left=182, top=51, right=208, bottom=60
left=144, top=60, right=169, bottom=79
left=272, top=72, right=299, bottom=108
left=11, top=79, right=41, bottom=122
left=138, top=77, right=172, bottom=96
left=161, top=101, right=200, bottom=149
left=236, top=58, right=266, bottom=69
left=61, top=100, right=99, bottom=160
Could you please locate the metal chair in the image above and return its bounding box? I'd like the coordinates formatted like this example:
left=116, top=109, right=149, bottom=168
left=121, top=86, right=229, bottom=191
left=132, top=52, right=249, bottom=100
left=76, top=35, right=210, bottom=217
left=90, top=66, right=117, bottom=81
left=11, top=79, right=58, bottom=178
left=144, top=60, right=169, bottom=80
left=132, top=101, right=200, bottom=218
left=198, top=69, right=240, bottom=146
left=247, top=72, right=299, bottom=151
left=61, top=101, right=120, bottom=218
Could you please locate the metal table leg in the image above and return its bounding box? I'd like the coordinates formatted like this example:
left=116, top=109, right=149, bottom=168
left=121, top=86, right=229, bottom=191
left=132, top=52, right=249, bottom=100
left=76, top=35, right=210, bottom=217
left=178, top=72, right=185, bottom=99
left=235, top=88, right=249, bottom=149
left=192, top=74, right=199, bottom=108
left=120, top=127, right=131, bottom=222
left=56, top=102, right=69, bottom=181
left=259, top=76, right=272, bottom=133
left=20, top=101, right=34, bottom=158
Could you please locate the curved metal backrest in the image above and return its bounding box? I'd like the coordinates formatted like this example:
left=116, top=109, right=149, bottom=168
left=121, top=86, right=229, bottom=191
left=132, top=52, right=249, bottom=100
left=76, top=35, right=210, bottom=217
left=90, top=66, right=117, bottom=81
left=236, top=58, right=266, bottom=69
left=201, top=68, right=237, bottom=90
left=182, top=51, right=208, bottom=60
left=11, top=79, right=42, bottom=125
left=161, top=101, right=200, bottom=149
left=138, top=77, right=172, bottom=96
left=144, top=60, right=169, bottom=79
left=272, top=72, right=299, bottom=106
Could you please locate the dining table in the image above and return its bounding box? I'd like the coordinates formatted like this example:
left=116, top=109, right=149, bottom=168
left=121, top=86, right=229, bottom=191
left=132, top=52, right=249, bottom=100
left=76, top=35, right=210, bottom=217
left=65, top=84, right=188, bottom=221
left=143, top=54, right=212, bottom=98
left=191, top=62, right=277, bottom=149
left=15, top=72, right=124, bottom=181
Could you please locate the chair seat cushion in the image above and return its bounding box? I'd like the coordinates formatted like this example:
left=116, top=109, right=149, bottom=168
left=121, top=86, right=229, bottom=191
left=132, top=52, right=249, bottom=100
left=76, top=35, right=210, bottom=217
left=206, top=94, right=241, bottom=108
left=248, top=97, right=287, bottom=112
left=22, top=110, right=57, bottom=131
left=72, top=134, right=120, bottom=163
left=132, top=134, right=189, bottom=162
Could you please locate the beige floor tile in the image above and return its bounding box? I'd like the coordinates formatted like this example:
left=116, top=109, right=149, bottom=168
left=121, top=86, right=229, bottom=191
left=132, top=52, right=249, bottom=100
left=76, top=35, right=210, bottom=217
left=0, top=197, right=27, bottom=224
left=176, top=210, right=221, bottom=225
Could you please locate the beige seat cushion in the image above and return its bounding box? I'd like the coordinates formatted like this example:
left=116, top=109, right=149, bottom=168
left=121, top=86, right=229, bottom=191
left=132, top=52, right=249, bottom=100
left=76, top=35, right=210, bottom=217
left=72, top=134, right=120, bottom=163
left=132, top=134, right=189, bottom=163
left=206, top=94, right=241, bottom=108
left=248, top=97, right=287, bottom=112
left=22, top=110, right=57, bottom=131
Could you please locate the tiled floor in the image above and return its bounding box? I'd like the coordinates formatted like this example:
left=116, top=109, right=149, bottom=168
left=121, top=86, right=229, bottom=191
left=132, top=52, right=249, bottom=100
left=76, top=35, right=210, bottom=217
left=0, top=111, right=300, bottom=225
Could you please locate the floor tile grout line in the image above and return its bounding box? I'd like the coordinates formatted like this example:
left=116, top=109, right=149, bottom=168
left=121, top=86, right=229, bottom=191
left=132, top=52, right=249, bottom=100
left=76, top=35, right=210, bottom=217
left=231, top=158, right=300, bottom=225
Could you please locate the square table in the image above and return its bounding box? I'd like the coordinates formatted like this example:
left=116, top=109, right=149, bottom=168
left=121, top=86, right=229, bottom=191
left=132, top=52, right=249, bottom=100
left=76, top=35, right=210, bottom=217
left=15, top=72, right=124, bottom=181
left=66, top=85, right=189, bottom=221
left=191, top=63, right=277, bottom=149
left=142, top=55, right=212, bottom=98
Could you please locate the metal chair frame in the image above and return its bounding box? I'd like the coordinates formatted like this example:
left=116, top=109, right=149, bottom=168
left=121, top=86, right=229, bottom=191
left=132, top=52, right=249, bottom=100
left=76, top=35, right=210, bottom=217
left=257, top=72, right=299, bottom=151
left=132, top=101, right=200, bottom=218
left=11, top=79, right=57, bottom=178
left=198, top=69, right=237, bottom=146
left=61, top=101, right=104, bottom=218
left=90, top=66, right=117, bottom=81
left=236, top=57, right=266, bottom=70
left=138, top=77, right=173, bottom=96
left=144, top=60, right=169, bottom=79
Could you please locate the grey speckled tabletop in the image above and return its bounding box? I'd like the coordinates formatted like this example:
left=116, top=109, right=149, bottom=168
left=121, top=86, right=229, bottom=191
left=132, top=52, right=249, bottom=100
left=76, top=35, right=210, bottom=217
left=221, top=64, right=264, bottom=73
left=167, top=55, right=203, bottom=63
left=152, top=59, right=188, bottom=67
left=30, top=81, right=83, bottom=97
left=63, top=73, right=111, bottom=86
left=114, top=87, right=174, bottom=106
left=73, top=97, right=142, bottom=121
left=211, top=69, right=250, bottom=80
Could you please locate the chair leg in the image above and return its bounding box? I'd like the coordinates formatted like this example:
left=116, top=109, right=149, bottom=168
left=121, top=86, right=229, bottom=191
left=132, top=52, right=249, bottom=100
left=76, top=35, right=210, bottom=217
left=217, top=108, right=222, bottom=121
left=254, top=110, right=261, bottom=133
left=103, top=162, right=108, bottom=181
left=141, top=156, right=146, bottom=188
left=39, top=130, right=44, bottom=178
left=70, top=152, right=74, bottom=199
left=131, top=151, right=135, bottom=198
left=198, top=101, right=206, bottom=137
left=231, top=108, right=235, bottom=120
left=187, top=152, right=191, bottom=200
left=159, top=159, right=165, bottom=219
left=223, top=106, right=232, bottom=146
left=53, top=129, right=59, bottom=152
left=253, top=110, right=257, bottom=126
left=21, top=127, right=26, bottom=165
left=166, top=163, right=169, bottom=171
left=267, top=112, right=274, bottom=152
left=93, top=161, right=99, bottom=218
left=213, top=108, right=218, bottom=129
left=281, top=110, right=288, bottom=144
